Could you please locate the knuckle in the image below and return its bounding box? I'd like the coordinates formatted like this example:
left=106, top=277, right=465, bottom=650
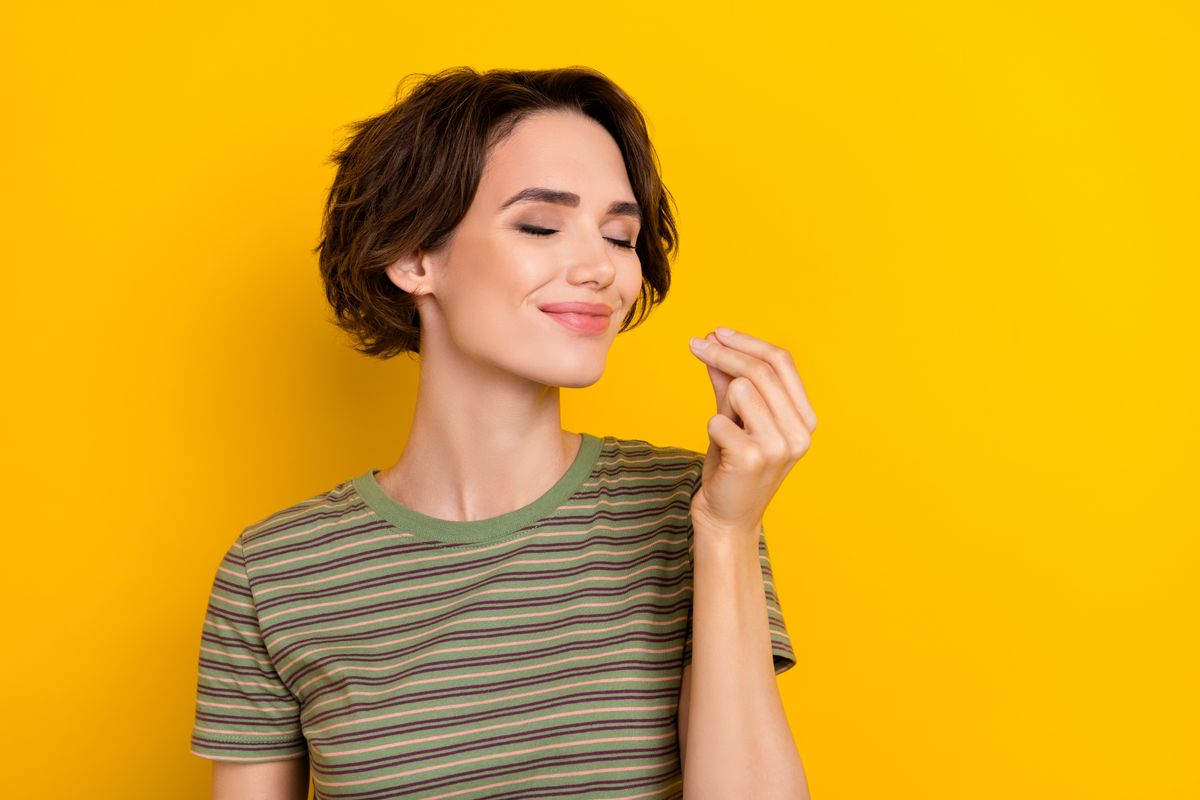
left=765, top=439, right=789, bottom=462
left=742, top=446, right=765, bottom=469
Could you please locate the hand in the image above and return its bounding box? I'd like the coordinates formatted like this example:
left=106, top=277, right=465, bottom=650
left=687, top=326, right=818, bottom=544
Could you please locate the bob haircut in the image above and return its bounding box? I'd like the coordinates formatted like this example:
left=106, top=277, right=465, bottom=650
left=313, top=65, right=679, bottom=359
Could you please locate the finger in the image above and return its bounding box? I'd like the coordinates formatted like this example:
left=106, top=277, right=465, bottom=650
left=693, top=335, right=738, bottom=424
left=694, top=332, right=810, bottom=447
left=707, top=410, right=754, bottom=468
left=709, top=364, right=740, bottom=426
left=706, top=358, right=735, bottom=420
left=724, top=375, right=787, bottom=461
left=712, top=327, right=818, bottom=432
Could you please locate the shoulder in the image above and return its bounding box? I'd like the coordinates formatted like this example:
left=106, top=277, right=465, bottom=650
left=600, top=434, right=705, bottom=486
left=235, top=475, right=367, bottom=558
left=603, top=433, right=703, bottom=462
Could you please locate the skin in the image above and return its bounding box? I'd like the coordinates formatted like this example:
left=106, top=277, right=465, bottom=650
left=209, top=107, right=820, bottom=799
left=211, top=757, right=310, bottom=800
left=687, top=327, right=818, bottom=541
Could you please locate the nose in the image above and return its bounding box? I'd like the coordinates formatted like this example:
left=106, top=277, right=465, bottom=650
left=565, top=231, right=618, bottom=289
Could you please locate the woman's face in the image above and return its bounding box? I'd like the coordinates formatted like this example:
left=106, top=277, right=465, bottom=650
left=390, top=108, right=645, bottom=389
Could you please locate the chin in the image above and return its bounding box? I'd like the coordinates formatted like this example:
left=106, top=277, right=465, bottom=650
left=525, top=361, right=606, bottom=389
left=556, top=372, right=604, bottom=389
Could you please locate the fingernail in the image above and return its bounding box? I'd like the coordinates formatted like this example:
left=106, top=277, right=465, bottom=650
left=716, top=326, right=735, bottom=337
left=689, top=336, right=708, bottom=350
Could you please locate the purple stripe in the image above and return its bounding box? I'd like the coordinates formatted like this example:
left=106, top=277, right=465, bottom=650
left=316, top=718, right=678, bottom=773
left=248, top=512, right=398, bottom=560
left=306, top=660, right=683, bottom=732
left=242, top=487, right=355, bottom=541
left=201, top=631, right=270, bottom=654
left=262, top=543, right=690, bottom=638
left=253, top=520, right=689, bottom=609
left=194, top=711, right=298, bottom=728
left=196, top=678, right=296, bottom=699
left=316, top=745, right=680, bottom=800
left=270, top=577, right=689, bottom=666
left=286, top=594, right=690, bottom=685
left=250, top=503, right=689, bottom=588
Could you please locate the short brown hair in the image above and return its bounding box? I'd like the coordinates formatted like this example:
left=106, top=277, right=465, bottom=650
left=313, top=66, right=680, bottom=359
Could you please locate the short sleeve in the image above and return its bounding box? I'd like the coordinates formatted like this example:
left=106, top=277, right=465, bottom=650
left=190, top=534, right=307, bottom=761
left=681, top=522, right=798, bottom=676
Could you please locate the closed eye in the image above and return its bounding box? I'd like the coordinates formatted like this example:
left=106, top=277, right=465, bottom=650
left=517, top=224, right=636, bottom=251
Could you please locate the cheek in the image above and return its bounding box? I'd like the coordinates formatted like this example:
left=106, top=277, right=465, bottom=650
left=449, top=239, right=530, bottom=300
left=441, top=245, right=544, bottom=338
left=620, top=261, right=644, bottom=306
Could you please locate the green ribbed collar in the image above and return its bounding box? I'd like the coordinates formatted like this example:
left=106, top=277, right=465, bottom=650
left=351, top=432, right=605, bottom=545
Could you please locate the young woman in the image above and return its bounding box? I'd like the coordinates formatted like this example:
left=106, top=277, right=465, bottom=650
left=190, top=66, right=817, bottom=800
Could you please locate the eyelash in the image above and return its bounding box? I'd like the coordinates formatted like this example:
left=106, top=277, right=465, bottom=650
left=517, top=224, right=636, bottom=251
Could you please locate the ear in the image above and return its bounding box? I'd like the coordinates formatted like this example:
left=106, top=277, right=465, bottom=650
left=384, top=248, right=436, bottom=296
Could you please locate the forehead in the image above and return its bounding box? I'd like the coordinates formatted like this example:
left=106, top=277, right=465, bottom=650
left=478, top=110, right=633, bottom=201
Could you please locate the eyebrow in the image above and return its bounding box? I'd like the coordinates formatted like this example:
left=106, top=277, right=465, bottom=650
left=499, top=186, right=642, bottom=223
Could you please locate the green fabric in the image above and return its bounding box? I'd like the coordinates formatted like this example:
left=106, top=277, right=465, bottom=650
left=351, top=432, right=604, bottom=544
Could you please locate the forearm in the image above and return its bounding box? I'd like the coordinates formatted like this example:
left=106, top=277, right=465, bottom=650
left=682, top=523, right=809, bottom=800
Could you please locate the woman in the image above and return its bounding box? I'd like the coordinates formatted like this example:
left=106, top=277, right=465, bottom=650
left=190, top=66, right=817, bottom=800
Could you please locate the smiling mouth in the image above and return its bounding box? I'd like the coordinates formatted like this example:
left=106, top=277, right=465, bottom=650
left=540, top=309, right=611, bottom=335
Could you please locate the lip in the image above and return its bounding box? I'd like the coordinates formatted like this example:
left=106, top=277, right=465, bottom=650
left=540, top=309, right=611, bottom=335
left=537, top=301, right=614, bottom=316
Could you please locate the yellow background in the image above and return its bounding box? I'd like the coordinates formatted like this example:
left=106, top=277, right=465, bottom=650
left=4, top=2, right=1196, bottom=798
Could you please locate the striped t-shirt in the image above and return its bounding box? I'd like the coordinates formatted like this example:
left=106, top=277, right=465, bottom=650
left=190, top=432, right=796, bottom=799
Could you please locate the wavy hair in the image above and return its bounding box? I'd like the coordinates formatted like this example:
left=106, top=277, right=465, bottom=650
left=313, top=65, right=679, bottom=358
